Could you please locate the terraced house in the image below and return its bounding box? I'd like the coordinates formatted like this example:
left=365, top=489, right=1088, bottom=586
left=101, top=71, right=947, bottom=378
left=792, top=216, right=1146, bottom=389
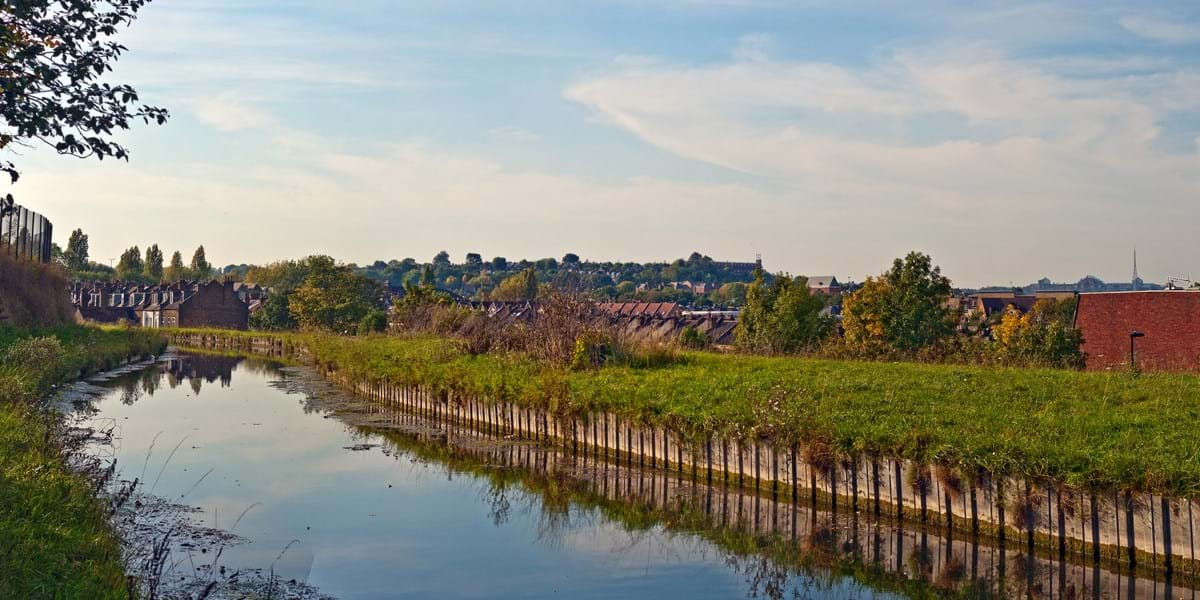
left=72, top=280, right=251, bottom=330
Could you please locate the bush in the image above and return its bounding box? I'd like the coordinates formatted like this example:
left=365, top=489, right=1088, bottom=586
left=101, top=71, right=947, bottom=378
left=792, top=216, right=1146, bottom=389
left=677, top=325, right=710, bottom=350
left=357, top=309, right=388, bottom=335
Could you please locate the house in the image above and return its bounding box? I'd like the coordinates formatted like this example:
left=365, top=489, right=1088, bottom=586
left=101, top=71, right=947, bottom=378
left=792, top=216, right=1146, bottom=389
left=596, top=302, right=682, bottom=318
left=806, top=276, right=841, bottom=295
left=72, top=279, right=250, bottom=330
left=1074, top=291, right=1200, bottom=371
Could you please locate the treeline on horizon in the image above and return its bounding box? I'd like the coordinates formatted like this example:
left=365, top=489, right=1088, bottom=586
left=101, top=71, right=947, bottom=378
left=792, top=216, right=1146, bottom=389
left=243, top=250, right=769, bottom=307
left=53, top=228, right=215, bottom=285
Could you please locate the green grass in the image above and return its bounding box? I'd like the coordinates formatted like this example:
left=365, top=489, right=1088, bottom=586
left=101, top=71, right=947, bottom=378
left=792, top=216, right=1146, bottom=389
left=173, top=329, right=1200, bottom=497
left=0, top=325, right=167, bottom=599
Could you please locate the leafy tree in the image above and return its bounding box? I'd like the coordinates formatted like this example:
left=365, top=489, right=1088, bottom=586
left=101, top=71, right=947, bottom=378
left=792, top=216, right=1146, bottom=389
left=244, top=259, right=309, bottom=291
left=737, top=271, right=830, bottom=353
left=490, top=268, right=538, bottom=301
left=189, top=245, right=211, bottom=280
left=249, top=292, right=297, bottom=331
left=615, top=281, right=637, bottom=298
left=420, top=265, right=436, bottom=288
left=115, top=246, right=142, bottom=281
left=491, top=256, right=508, bottom=271
left=288, top=255, right=384, bottom=332
left=562, top=253, right=580, bottom=265
left=710, top=282, right=748, bottom=307
left=992, top=298, right=1083, bottom=368
left=0, top=0, right=168, bottom=201
left=465, top=253, right=483, bottom=267
left=164, top=251, right=185, bottom=282
left=143, top=244, right=163, bottom=282
left=432, top=250, right=450, bottom=266
left=842, top=252, right=954, bottom=354
left=63, top=228, right=88, bottom=272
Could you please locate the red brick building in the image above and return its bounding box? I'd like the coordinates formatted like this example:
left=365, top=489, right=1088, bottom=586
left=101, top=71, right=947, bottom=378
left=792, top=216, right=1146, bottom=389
left=1074, top=291, right=1200, bottom=371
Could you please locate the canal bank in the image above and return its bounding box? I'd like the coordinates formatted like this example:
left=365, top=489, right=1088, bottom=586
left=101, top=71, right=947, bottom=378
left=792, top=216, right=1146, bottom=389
left=82, top=348, right=1192, bottom=598
left=0, top=325, right=166, bottom=599
left=171, top=329, right=1200, bottom=581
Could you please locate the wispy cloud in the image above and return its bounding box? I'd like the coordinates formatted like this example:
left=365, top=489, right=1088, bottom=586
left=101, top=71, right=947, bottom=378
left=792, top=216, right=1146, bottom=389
left=488, top=126, right=541, bottom=143
left=192, top=93, right=274, bottom=132
left=1119, top=15, right=1200, bottom=44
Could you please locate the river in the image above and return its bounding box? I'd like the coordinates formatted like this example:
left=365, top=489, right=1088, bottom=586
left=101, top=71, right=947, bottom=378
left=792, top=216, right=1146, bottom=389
left=70, top=349, right=1188, bottom=599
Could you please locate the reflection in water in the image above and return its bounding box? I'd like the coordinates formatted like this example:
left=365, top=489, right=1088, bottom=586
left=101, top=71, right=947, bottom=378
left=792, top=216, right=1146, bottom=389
left=86, top=351, right=1192, bottom=600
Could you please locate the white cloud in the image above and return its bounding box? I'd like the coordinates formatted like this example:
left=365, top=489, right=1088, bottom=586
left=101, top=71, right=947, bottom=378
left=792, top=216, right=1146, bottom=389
left=488, top=126, right=540, bottom=143
left=1119, top=15, right=1200, bottom=44
left=192, top=94, right=274, bottom=132
left=564, top=42, right=1200, bottom=283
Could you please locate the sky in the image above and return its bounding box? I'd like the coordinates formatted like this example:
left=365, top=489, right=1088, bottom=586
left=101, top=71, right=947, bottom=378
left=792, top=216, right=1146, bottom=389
left=12, top=0, right=1200, bottom=287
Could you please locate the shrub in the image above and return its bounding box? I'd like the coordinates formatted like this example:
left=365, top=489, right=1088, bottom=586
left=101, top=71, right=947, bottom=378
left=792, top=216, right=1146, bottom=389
left=678, top=325, right=711, bottom=350
left=357, top=309, right=388, bottom=335
left=991, top=298, right=1083, bottom=369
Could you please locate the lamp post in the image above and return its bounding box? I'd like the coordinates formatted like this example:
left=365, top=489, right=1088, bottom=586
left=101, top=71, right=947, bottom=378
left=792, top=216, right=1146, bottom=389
left=1129, top=331, right=1145, bottom=370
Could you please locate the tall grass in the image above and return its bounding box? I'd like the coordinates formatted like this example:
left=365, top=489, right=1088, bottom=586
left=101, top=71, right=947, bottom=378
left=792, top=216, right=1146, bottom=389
left=175, top=328, right=1200, bottom=497
left=0, top=253, right=75, bottom=326
left=0, top=325, right=167, bottom=599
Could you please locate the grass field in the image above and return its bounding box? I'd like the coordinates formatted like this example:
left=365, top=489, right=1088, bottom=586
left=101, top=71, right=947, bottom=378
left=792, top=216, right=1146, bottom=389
left=0, top=325, right=166, bottom=599
left=175, top=329, right=1200, bottom=497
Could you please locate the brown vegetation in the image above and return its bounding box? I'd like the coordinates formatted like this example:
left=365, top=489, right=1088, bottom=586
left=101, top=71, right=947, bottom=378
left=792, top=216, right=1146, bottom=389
left=0, top=254, right=73, bottom=326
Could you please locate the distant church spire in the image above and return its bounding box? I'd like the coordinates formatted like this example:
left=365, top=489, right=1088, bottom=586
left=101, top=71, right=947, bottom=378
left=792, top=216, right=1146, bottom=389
left=1133, top=247, right=1142, bottom=290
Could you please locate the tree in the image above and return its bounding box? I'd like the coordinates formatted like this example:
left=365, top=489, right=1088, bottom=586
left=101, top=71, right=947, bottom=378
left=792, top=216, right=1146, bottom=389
left=562, top=253, right=580, bottom=265
left=164, top=251, right=185, bottom=281
left=115, top=246, right=143, bottom=281
left=248, top=292, right=297, bottom=331
left=842, top=252, right=955, bottom=354
left=63, top=228, right=88, bottom=272
left=737, top=271, right=830, bottom=353
left=288, top=255, right=383, bottom=332
left=710, top=282, right=748, bottom=307
left=244, top=259, right=309, bottom=291
left=420, top=265, right=436, bottom=288
left=0, top=1, right=168, bottom=202
left=143, top=244, right=163, bottom=282
left=190, top=245, right=211, bottom=280
left=491, top=256, right=508, bottom=271
left=465, top=253, right=483, bottom=267
left=432, top=250, right=451, bottom=266
left=992, top=298, right=1083, bottom=368
left=490, top=268, right=539, bottom=301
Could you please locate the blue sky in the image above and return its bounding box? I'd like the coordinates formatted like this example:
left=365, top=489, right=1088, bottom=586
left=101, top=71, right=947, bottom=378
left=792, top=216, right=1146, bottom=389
left=16, top=0, right=1200, bottom=286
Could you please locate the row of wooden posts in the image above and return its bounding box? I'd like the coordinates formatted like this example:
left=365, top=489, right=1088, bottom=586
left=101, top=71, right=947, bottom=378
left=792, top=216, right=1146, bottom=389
left=172, top=332, right=1197, bottom=579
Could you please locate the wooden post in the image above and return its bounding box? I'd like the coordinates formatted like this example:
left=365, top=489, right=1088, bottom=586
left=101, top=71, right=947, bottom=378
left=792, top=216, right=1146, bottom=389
left=1163, top=496, right=1173, bottom=574
left=872, top=459, right=880, bottom=517
left=1125, top=490, right=1136, bottom=568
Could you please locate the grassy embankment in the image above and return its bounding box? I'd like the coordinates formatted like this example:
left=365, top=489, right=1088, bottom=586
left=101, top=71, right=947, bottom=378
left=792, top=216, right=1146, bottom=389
left=173, top=328, right=1200, bottom=498
left=0, top=325, right=167, bottom=599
